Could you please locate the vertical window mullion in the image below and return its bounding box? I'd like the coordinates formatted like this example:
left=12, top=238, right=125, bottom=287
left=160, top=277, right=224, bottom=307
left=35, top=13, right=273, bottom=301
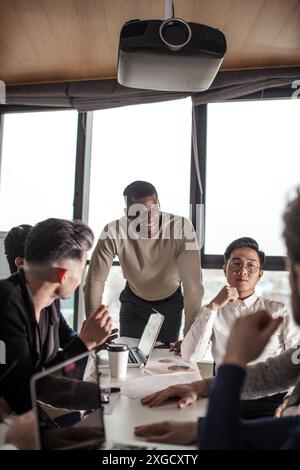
left=73, top=112, right=93, bottom=331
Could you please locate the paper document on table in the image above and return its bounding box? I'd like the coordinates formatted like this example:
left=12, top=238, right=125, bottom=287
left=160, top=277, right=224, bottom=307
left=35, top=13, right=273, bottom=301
left=121, top=370, right=201, bottom=399
left=144, top=356, right=199, bottom=376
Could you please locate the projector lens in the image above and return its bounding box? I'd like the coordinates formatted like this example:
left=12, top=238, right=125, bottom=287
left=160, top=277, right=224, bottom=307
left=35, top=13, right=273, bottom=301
left=159, top=18, right=192, bottom=50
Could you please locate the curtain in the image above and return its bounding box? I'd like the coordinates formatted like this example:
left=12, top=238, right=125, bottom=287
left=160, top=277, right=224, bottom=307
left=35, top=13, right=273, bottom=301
left=1, top=67, right=300, bottom=112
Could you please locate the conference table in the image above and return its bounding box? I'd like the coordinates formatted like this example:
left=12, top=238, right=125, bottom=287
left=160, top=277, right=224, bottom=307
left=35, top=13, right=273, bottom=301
left=84, top=343, right=209, bottom=450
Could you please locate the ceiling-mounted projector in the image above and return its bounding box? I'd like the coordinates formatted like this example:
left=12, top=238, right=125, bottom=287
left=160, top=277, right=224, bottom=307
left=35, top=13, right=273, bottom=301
left=117, top=18, right=227, bottom=92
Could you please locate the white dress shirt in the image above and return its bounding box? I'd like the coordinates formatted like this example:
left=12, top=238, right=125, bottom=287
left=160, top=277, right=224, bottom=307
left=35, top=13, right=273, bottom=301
left=181, top=292, right=300, bottom=367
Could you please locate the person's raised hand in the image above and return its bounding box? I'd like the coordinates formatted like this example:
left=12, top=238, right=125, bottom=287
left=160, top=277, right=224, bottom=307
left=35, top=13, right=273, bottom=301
left=224, top=309, right=283, bottom=368
left=207, top=285, right=239, bottom=311
left=80, top=305, right=112, bottom=350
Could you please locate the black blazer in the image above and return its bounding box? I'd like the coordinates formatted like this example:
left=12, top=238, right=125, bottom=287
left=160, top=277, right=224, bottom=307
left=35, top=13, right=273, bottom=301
left=0, top=270, right=87, bottom=413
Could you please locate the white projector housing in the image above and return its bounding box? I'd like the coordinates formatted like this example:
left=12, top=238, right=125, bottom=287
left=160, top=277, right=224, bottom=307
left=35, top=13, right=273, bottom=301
left=117, top=18, right=227, bottom=92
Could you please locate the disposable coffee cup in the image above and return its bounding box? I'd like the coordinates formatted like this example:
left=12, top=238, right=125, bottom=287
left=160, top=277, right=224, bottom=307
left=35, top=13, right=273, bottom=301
left=107, top=344, right=129, bottom=378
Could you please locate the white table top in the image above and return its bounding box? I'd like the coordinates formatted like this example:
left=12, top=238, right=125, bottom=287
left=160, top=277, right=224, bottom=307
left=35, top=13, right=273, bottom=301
left=97, top=347, right=208, bottom=449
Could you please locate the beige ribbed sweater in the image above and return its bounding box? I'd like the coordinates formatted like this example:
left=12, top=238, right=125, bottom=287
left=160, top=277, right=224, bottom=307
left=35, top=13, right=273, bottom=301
left=84, top=212, right=204, bottom=334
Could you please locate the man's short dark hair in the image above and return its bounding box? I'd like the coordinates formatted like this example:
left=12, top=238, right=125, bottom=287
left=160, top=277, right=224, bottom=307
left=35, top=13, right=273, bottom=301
left=4, top=224, right=33, bottom=274
left=283, top=188, right=300, bottom=265
left=123, top=181, right=158, bottom=205
left=25, top=218, right=94, bottom=264
left=224, top=237, right=265, bottom=267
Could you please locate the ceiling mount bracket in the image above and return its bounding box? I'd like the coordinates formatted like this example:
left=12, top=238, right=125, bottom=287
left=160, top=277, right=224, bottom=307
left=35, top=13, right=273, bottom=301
left=164, top=0, right=174, bottom=20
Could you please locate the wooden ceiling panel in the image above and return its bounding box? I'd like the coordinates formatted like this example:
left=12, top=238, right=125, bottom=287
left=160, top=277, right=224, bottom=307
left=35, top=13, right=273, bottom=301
left=178, top=0, right=234, bottom=30
left=0, top=0, right=66, bottom=82
left=0, top=0, right=300, bottom=85
left=235, top=0, right=298, bottom=68
left=220, top=0, right=266, bottom=69
left=273, top=1, right=300, bottom=48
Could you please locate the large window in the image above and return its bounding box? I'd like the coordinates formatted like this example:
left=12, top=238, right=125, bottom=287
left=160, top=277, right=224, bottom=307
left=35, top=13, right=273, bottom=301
left=86, top=98, right=193, bottom=329
left=0, top=111, right=78, bottom=230
left=1, top=96, right=296, bottom=333
left=0, top=110, right=78, bottom=326
left=205, top=99, right=300, bottom=257
left=88, top=98, right=192, bottom=240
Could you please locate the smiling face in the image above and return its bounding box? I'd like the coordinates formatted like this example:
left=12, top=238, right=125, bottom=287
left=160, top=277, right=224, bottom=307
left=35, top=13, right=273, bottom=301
left=126, top=194, right=161, bottom=237
left=224, top=247, right=263, bottom=298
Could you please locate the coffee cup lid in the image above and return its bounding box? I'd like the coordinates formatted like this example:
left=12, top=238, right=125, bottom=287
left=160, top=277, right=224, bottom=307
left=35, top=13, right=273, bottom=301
left=107, top=343, right=129, bottom=352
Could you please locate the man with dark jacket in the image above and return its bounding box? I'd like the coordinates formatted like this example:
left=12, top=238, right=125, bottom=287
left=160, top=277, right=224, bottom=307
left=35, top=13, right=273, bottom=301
left=0, top=218, right=112, bottom=413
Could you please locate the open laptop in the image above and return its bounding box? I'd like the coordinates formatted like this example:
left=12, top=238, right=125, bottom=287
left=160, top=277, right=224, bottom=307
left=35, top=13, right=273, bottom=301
left=127, top=311, right=164, bottom=366
left=30, top=351, right=159, bottom=450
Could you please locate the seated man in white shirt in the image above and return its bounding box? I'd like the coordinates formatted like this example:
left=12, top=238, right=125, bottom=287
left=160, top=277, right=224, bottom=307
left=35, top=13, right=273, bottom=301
left=181, top=237, right=300, bottom=418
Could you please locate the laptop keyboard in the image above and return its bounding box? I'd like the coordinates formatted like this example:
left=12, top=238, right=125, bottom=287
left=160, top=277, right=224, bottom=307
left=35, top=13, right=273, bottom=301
left=128, top=350, right=140, bottom=364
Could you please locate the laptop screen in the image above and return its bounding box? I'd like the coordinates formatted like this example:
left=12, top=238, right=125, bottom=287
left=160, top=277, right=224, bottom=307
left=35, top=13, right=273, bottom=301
left=138, top=312, right=164, bottom=358
left=31, top=352, right=105, bottom=450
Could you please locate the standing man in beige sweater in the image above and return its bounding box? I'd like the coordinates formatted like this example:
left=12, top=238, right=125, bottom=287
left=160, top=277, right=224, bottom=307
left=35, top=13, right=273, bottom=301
left=84, top=181, right=204, bottom=344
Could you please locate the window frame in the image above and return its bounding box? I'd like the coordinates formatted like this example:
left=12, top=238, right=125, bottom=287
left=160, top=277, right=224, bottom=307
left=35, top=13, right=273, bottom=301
left=0, top=107, right=87, bottom=330
left=0, top=103, right=194, bottom=330
left=0, top=87, right=293, bottom=330
left=191, top=87, right=293, bottom=271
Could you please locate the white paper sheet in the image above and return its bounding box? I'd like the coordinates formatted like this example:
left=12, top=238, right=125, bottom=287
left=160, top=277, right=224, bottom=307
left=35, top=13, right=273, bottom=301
left=121, top=370, right=201, bottom=399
